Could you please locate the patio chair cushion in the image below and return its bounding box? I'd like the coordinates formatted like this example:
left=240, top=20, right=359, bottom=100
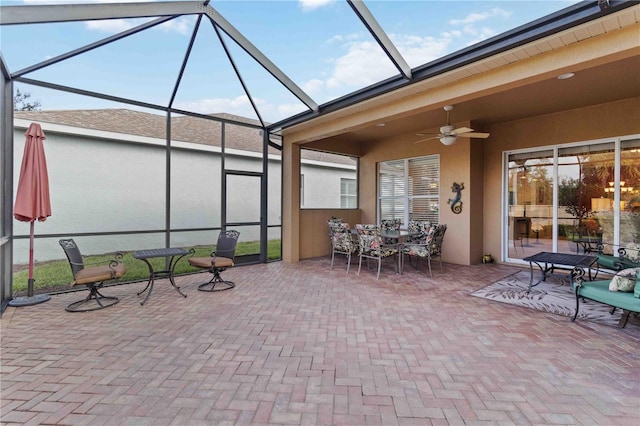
left=73, top=263, right=126, bottom=286
left=608, top=267, right=639, bottom=292
left=189, top=256, right=234, bottom=269
left=331, top=229, right=357, bottom=253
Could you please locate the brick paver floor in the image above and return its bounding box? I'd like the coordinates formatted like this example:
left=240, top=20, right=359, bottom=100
left=2, top=258, right=639, bottom=425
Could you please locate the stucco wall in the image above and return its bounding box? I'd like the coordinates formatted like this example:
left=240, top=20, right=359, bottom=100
left=356, top=125, right=479, bottom=266
left=300, top=209, right=361, bottom=259
left=12, top=126, right=354, bottom=264
left=483, top=97, right=640, bottom=263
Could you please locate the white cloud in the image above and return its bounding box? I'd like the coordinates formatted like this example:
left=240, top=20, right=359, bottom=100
left=157, top=18, right=192, bottom=35
left=299, top=0, right=334, bottom=12
left=83, top=16, right=192, bottom=35
left=301, top=79, right=325, bottom=96
left=277, top=103, right=308, bottom=120
left=301, top=31, right=453, bottom=101
left=449, top=8, right=511, bottom=26
left=325, top=40, right=396, bottom=89
left=175, top=95, right=255, bottom=115
left=85, top=19, right=138, bottom=33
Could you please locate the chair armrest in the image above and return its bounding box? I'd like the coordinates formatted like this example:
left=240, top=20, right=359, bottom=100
left=81, top=252, right=125, bottom=267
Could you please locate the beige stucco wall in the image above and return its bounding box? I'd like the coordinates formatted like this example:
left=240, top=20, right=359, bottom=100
left=358, top=128, right=481, bottom=265
left=295, top=121, right=485, bottom=266
left=483, top=96, right=640, bottom=263
left=299, top=209, right=362, bottom=259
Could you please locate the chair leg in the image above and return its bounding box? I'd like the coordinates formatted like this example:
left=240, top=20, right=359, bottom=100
left=330, top=251, right=336, bottom=269
left=358, top=254, right=363, bottom=276
left=198, top=268, right=235, bottom=292
left=427, top=257, right=433, bottom=279
left=346, top=252, right=351, bottom=274
left=376, top=257, right=382, bottom=280
left=66, top=284, right=119, bottom=312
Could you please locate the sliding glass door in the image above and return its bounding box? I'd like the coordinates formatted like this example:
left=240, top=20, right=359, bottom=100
left=505, top=136, right=640, bottom=262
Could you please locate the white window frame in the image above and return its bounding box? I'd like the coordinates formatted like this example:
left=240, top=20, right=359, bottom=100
left=378, top=155, right=440, bottom=226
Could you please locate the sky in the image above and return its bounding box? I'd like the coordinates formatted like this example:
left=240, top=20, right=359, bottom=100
left=1, top=0, right=578, bottom=123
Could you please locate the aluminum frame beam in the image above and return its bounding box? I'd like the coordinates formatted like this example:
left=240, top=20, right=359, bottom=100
left=1, top=1, right=318, bottom=114
left=202, top=7, right=318, bottom=112
left=12, top=16, right=176, bottom=79
left=348, top=0, right=411, bottom=80
left=0, top=1, right=205, bottom=24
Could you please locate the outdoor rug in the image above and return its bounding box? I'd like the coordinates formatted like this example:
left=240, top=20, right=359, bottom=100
left=471, top=270, right=633, bottom=327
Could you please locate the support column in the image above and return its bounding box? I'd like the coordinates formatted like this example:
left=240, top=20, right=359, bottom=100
left=282, top=140, right=300, bottom=262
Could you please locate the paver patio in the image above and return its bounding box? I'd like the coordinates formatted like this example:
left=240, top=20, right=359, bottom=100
left=1, top=258, right=639, bottom=425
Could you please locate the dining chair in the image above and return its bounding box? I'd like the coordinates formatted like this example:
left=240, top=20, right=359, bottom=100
left=355, top=224, right=399, bottom=280
left=402, top=224, right=447, bottom=278
left=329, top=222, right=358, bottom=273
left=406, top=220, right=431, bottom=243
left=59, top=238, right=126, bottom=312
left=380, top=218, right=402, bottom=244
left=327, top=217, right=343, bottom=252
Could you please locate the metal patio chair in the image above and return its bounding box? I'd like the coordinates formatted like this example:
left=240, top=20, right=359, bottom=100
left=355, top=224, right=399, bottom=280
left=188, top=230, right=240, bottom=292
left=402, top=224, right=447, bottom=278
left=59, top=238, right=126, bottom=312
left=329, top=222, right=358, bottom=273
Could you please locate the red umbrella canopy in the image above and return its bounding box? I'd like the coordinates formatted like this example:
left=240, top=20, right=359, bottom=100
left=14, top=123, right=51, bottom=223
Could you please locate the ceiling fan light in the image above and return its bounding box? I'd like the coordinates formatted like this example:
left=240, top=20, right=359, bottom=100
left=440, top=135, right=457, bottom=145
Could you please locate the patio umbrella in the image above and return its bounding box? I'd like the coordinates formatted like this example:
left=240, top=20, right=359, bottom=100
left=9, top=123, right=52, bottom=307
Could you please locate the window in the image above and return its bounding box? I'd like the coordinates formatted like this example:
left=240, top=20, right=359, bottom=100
left=299, top=148, right=358, bottom=209
left=341, top=178, right=357, bottom=208
left=379, top=155, right=440, bottom=226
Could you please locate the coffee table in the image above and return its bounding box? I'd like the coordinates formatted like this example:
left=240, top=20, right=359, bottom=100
left=522, top=251, right=596, bottom=293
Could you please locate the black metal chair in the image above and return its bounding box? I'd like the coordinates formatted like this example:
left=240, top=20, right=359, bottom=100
left=188, top=230, right=240, bottom=292
left=59, top=239, right=126, bottom=312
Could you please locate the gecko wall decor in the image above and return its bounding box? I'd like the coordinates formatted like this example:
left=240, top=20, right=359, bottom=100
left=447, top=182, right=464, bottom=214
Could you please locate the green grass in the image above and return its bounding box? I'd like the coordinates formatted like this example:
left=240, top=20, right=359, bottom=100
left=12, top=240, right=281, bottom=295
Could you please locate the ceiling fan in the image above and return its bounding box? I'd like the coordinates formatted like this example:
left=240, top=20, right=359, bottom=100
left=415, top=105, right=490, bottom=145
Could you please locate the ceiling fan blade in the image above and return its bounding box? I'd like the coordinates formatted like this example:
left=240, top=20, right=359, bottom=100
left=451, top=127, right=473, bottom=135
left=414, top=135, right=441, bottom=144
left=458, top=131, right=490, bottom=139
left=415, top=132, right=439, bottom=136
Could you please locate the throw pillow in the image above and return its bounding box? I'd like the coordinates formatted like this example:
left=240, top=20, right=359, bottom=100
left=609, top=267, right=639, bottom=292
left=624, top=242, right=640, bottom=262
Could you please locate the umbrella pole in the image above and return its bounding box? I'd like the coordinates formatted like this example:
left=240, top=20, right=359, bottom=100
left=28, top=220, right=35, bottom=297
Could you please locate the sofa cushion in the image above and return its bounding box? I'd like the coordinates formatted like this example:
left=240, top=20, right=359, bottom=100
left=635, top=277, right=640, bottom=299
left=609, top=268, right=639, bottom=292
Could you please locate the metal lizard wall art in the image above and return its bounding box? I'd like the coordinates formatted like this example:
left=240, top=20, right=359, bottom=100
left=447, top=182, right=464, bottom=214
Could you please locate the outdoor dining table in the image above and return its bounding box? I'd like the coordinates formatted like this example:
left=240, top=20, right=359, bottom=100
left=379, top=229, right=419, bottom=274
left=132, top=247, right=193, bottom=305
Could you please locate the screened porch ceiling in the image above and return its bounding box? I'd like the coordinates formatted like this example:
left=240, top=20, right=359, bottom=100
left=1, top=1, right=639, bottom=147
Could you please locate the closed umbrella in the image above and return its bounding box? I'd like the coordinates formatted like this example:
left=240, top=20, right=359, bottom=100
left=9, top=122, right=52, bottom=306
